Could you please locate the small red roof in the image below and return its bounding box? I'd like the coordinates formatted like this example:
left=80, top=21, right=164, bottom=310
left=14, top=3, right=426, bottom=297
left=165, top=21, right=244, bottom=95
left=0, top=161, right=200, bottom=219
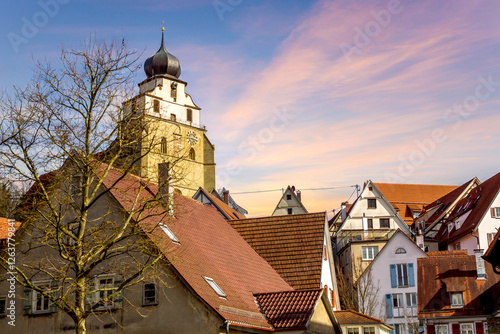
left=229, top=212, right=326, bottom=290
left=334, top=309, right=385, bottom=325
left=254, top=289, right=322, bottom=330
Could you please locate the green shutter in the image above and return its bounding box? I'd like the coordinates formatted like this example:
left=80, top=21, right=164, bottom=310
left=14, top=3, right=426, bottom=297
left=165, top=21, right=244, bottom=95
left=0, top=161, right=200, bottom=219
left=49, top=280, right=59, bottom=313
left=113, top=276, right=123, bottom=309
left=23, top=286, right=32, bottom=315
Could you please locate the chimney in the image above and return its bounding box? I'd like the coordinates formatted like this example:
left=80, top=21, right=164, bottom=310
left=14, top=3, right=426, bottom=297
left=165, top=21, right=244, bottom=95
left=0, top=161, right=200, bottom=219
left=223, top=190, right=229, bottom=205
left=296, top=190, right=302, bottom=202
left=341, top=202, right=348, bottom=222
left=474, top=249, right=487, bottom=279
left=416, top=233, right=425, bottom=251
left=158, top=163, right=169, bottom=197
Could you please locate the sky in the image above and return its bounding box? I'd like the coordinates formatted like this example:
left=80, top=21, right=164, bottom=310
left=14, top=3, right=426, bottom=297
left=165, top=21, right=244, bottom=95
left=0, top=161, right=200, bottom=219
left=1, top=0, right=500, bottom=217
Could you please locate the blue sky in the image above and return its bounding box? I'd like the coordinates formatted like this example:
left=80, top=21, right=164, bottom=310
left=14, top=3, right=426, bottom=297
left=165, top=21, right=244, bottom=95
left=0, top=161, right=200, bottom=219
left=2, top=0, right=500, bottom=216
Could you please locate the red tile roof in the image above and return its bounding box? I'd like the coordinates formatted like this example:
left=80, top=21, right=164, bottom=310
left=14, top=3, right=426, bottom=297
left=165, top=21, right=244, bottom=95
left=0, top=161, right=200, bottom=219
left=374, top=183, right=458, bottom=225
left=436, top=172, right=500, bottom=246
left=417, top=251, right=500, bottom=319
left=229, top=212, right=326, bottom=290
left=334, top=310, right=385, bottom=325
left=254, top=289, right=322, bottom=330
left=195, top=187, right=245, bottom=220
left=0, top=217, right=21, bottom=240
left=97, top=164, right=292, bottom=330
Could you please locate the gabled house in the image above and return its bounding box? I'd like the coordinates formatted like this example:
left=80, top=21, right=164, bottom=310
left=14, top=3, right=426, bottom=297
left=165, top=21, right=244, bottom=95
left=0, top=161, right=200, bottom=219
left=414, top=179, right=479, bottom=252
left=334, top=310, right=393, bottom=334
left=421, top=172, right=500, bottom=255
left=417, top=250, right=500, bottom=334
left=0, top=164, right=341, bottom=333
left=229, top=212, right=341, bottom=310
left=192, top=187, right=246, bottom=220
left=272, top=185, right=308, bottom=216
left=358, top=230, right=428, bottom=333
left=211, top=187, right=248, bottom=217
left=334, top=181, right=412, bottom=282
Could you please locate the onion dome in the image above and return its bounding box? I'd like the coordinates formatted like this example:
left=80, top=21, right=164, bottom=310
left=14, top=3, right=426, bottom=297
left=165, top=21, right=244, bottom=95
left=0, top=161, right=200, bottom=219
left=144, top=29, right=181, bottom=78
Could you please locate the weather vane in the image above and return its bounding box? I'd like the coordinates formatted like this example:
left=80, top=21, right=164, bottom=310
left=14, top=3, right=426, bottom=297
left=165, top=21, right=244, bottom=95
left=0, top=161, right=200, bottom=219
left=162, top=20, right=165, bottom=32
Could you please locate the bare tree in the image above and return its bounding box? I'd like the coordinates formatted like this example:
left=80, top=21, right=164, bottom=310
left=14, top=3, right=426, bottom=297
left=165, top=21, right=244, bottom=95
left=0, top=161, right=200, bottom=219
left=336, top=257, right=382, bottom=318
left=0, top=37, right=184, bottom=334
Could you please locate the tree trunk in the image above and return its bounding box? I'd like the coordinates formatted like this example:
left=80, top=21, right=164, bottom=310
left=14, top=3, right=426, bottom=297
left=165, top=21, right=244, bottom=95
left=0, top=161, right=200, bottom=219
left=76, top=316, right=86, bottom=334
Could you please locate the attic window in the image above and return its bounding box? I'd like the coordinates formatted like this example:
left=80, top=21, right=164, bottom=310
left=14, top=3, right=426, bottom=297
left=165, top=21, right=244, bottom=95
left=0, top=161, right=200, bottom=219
left=286, top=194, right=292, bottom=200
left=450, top=292, right=464, bottom=308
left=203, top=277, right=226, bottom=298
left=368, top=199, right=376, bottom=209
left=158, top=223, right=179, bottom=244
left=395, top=248, right=406, bottom=254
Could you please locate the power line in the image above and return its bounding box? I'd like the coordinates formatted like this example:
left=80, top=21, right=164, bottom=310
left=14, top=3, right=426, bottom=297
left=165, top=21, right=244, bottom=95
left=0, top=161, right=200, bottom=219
left=231, top=185, right=358, bottom=195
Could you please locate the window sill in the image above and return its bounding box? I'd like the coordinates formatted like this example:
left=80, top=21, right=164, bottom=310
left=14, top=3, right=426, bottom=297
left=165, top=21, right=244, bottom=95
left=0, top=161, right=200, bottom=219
left=142, top=303, right=158, bottom=307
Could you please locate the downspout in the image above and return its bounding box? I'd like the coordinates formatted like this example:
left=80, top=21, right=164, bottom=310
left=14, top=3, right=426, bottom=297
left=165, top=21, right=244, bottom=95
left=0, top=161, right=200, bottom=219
left=471, top=231, right=480, bottom=249
left=225, top=321, right=230, bottom=334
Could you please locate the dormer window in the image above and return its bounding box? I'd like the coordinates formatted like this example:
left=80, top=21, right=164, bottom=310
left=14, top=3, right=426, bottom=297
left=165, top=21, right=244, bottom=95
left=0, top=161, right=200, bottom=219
left=158, top=223, right=179, bottom=244
left=203, top=277, right=226, bottom=298
left=450, top=292, right=464, bottom=307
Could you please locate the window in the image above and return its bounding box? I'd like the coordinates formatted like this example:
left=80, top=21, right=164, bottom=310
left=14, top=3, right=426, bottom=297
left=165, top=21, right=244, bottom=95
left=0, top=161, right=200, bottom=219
left=203, top=277, right=226, bottom=298
left=460, top=324, right=473, bottom=334
left=153, top=99, right=160, bottom=113
left=367, top=199, right=376, bottom=208
left=286, top=194, right=292, bottom=200
left=170, top=113, right=176, bottom=121
left=380, top=218, right=389, bottom=228
left=450, top=292, right=464, bottom=307
left=33, top=281, right=51, bottom=313
left=436, top=325, right=448, bottom=334
left=158, top=223, right=179, bottom=244
left=161, top=137, right=167, bottom=154
left=367, top=219, right=373, bottom=229
left=394, top=323, right=404, bottom=334
left=406, top=293, right=417, bottom=307
left=487, top=232, right=496, bottom=246
left=397, top=264, right=409, bottom=287
left=131, top=99, right=136, bottom=113
left=348, top=328, right=359, bottom=334
left=0, top=297, right=6, bottom=316
left=494, top=207, right=500, bottom=218
left=97, top=277, right=115, bottom=308
left=454, top=242, right=461, bottom=250
left=143, top=283, right=157, bottom=306
left=362, top=246, right=378, bottom=260
left=363, top=327, right=375, bottom=334
left=189, top=148, right=195, bottom=160
left=170, top=82, right=177, bottom=101
left=287, top=208, right=293, bottom=215
left=396, top=248, right=406, bottom=254
left=392, top=293, right=403, bottom=308
left=186, top=109, right=192, bottom=122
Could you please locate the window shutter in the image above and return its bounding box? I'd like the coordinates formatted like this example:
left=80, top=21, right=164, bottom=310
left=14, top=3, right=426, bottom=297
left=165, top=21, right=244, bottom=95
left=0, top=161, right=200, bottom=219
left=475, top=322, right=484, bottom=334
left=23, top=286, right=32, bottom=315
left=408, top=263, right=415, bottom=287
left=427, top=325, right=435, bottom=334
left=49, top=280, right=59, bottom=313
left=491, top=208, right=496, bottom=218
left=452, top=324, right=460, bottom=334
left=389, top=330, right=394, bottom=334
left=390, top=264, right=397, bottom=288
left=385, top=294, right=393, bottom=318
left=114, top=276, right=123, bottom=309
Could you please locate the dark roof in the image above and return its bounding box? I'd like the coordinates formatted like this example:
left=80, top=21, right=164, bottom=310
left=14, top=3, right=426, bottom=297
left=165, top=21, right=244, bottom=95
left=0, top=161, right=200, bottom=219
left=97, top=164, right=292, bottom=330
left=417, top=251, right=500, bottom=319
left=144, top=30, right=181, bottom=78
left=229, top=212, right=326, bottom=290
left=254, top=289, right=322, bottom=330
left=436, top=172, right=500, bottom=245
left=334, top=310, right=385, bottom=325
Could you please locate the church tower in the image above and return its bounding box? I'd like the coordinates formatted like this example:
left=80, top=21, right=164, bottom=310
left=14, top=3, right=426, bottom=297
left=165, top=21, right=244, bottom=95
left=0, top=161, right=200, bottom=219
left=124, top=29, right=215, bottom=196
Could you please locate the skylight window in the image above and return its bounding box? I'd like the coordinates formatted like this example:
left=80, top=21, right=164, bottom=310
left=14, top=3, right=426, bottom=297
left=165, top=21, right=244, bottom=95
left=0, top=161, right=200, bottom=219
left=203, top=277, right=226, bottom=298
left=158, top=223, right=179, bottom=244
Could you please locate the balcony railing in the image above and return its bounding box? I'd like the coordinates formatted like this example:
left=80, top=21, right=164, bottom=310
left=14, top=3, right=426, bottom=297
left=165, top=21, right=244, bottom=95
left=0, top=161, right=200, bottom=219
left=335, top=229, right=396, bottom=250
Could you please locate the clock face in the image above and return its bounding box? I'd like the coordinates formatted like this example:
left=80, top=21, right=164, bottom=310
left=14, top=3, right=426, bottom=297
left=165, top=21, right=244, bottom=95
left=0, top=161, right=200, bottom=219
left=187, top=131, right=198, bottom=145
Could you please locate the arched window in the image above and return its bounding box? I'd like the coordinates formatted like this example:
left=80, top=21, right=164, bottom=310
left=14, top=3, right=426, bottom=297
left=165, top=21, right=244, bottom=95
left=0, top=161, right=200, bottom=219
left=189, top=148, right=195, bottom=160
left=395, top=247, right=407, bottom=254
left=161, top=137, right=167, bottom=154
left=171, top=82, right=177, bottom=101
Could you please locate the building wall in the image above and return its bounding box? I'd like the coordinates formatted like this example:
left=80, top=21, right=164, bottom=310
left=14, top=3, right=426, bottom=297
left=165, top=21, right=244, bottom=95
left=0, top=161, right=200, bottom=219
left=478, top=191, right=500, bottom=251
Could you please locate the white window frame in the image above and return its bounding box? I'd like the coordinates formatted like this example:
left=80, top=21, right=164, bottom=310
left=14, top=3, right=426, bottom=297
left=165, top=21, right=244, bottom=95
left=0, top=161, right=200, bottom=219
left=406, top=293, right=417, bottom=307
left=363, top=326, right=375, bottom=334
left=347, top=327, right=360, bottom=334
left=495, top=207, right=500, bottom=217
left=362, top=246, right=378, bottom=260
left=158, top=223, right=180, bottom=244
left=203, top=276, right=226, bottom=298
left=142, top=283, right=158, bottom=306
left=32, top=280, right=51, bottom=314
left=450, top=291, right=464, bottom=308
left=460, top=323, right=473, bottom=334
left=397, top=264, right=409, bottom=287
left=394, top=323, right=404, bottom=334
left=392, top=293, right=404, bottom=308
left=94, top=275, right=116, bottom=309
left=436, top=325, right=448, bottom=334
